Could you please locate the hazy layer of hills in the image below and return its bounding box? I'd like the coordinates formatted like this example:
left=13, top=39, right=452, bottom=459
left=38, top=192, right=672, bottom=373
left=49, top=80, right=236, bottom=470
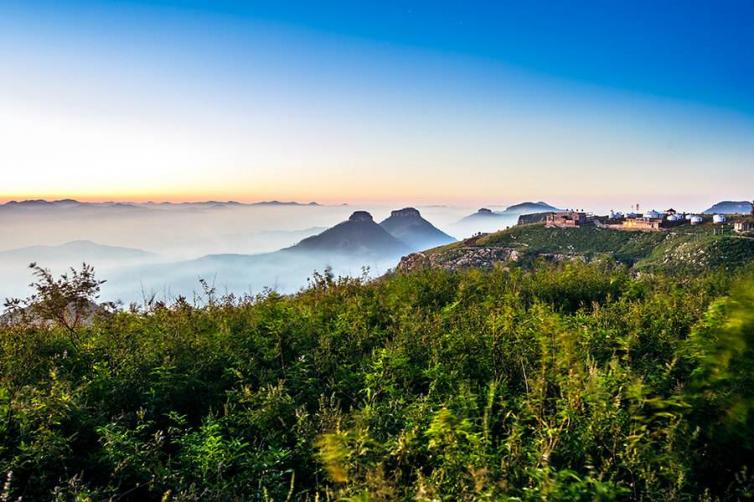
left=0, top=199, right=322, bottom=212
left=2, top=198, right=751, bottom=303
left=0, top=240, right=154, bottom=265
left=103, top=209, right=454, bottom=301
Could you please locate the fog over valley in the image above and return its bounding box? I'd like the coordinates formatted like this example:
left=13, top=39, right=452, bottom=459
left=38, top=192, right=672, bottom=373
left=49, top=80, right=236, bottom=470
left=0, top=200, right=525, bottom=303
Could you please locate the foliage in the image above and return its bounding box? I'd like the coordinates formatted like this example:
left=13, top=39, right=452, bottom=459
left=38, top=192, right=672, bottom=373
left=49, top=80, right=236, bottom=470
left=0, top=261, right=752, bottom=500
left=445, top=223, right=754, bottom=273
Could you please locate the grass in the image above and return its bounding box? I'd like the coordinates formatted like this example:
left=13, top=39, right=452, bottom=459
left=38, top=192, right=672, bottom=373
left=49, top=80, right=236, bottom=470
left=422, top=222, right=754, bottom=271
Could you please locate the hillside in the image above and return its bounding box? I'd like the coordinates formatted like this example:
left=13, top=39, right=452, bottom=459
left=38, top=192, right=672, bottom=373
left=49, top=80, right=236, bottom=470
left=399, top=222, right=754, bottom=273
left=1, top=257, right=752, bottom=500
left=379, top=207, right=455, bottom=250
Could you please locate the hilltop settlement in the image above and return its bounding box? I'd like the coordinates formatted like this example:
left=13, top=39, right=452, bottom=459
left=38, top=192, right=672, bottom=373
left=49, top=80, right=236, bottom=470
left=399, top=200, right=754, bottom=273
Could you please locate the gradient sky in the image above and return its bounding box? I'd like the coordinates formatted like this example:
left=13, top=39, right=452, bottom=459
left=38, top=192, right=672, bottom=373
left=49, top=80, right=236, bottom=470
left=1, top=0, right=753, bottom=210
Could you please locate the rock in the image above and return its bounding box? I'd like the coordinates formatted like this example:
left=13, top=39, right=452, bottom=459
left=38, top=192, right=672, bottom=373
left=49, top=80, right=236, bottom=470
left=397, top=246, right=521, bottom=272
left=349, top=211, right=374, bottom=222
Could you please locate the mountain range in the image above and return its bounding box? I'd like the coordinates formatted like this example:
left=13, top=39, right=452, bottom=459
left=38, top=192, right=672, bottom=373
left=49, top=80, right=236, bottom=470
left=0, top=199, right=323, bottom=212
left=101, top=208, right=454, bottom=301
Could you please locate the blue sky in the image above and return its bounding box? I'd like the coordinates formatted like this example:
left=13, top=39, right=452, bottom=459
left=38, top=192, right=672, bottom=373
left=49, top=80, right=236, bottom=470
left=1, top=0, right=753, bottom=210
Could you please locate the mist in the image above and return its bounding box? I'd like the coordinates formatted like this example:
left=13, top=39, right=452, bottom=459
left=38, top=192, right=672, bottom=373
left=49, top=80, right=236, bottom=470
left=0, top=201, right=508, bottom=303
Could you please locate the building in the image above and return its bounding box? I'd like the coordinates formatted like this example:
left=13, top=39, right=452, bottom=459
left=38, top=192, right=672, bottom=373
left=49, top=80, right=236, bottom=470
left=713, top=214, right=727, bottom=224
left=546, top=211, right=587, bottom=228
left=734, top=221, right=754, bottom=234
left=622, top=217, right=664, bottom=231
left=689, top=215, right=703, bottom=225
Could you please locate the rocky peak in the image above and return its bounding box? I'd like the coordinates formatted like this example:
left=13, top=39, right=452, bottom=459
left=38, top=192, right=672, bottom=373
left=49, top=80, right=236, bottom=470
left=389, top=207, right=421, bottom=218
left=348, top=211, right=374, bottom=223
left=477, top=208, right=493, bottom=214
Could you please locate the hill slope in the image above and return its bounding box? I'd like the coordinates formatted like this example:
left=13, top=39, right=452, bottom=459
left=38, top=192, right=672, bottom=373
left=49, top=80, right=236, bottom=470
left=398, top=223, right=754, bottom=273
left=2, top=253, right=752, bottom=500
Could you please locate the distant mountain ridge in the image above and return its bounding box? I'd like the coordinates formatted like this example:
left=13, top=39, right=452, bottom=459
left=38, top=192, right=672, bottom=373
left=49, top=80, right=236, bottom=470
left=0, top=199, right=322, bottom=210
left=502, top=201, right=560, bottom=214
left=459, top=202, right=561, bottom=224
left=703, top=201, right=753, bottom=215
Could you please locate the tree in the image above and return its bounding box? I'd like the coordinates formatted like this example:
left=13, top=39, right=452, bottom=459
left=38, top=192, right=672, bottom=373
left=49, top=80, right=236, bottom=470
left=3, top=263, right=108, bottom=344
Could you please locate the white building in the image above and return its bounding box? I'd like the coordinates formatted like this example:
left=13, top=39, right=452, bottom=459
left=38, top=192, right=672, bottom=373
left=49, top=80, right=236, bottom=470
left=713, top=214, right=727, bottom=224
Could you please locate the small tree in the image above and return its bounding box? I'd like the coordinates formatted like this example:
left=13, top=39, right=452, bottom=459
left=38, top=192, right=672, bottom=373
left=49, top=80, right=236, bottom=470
left=3, top=263, right=107, bottom=343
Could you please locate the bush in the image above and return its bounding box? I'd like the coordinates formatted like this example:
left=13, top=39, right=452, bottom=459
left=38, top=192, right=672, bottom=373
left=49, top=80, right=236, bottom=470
left=0, top=262, right=751, bottom=500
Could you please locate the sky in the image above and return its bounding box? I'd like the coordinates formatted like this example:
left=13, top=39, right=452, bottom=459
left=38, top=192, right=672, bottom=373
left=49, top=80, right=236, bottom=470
left=1, top=0, right=753, bottom=211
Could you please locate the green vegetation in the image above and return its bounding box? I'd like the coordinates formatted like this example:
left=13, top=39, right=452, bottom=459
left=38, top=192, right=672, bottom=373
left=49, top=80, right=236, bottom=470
left=476, top=225, right=668, bottom=263
left=432, top=223, right=754, bottom=272
left=1, top=260, right=754, bottom=500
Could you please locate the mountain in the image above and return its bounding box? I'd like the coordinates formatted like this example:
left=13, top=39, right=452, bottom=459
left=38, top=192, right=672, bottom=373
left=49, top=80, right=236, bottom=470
left=0, top=199, right=322, bottom=211
left=703, top=201, right=753, bottom=215
left=454, top=208, right=513, bottom=237
left=249, top=200, right=320, bottom=207
left=459, top=202, right=561, bottom=224
left=379, top=208, right=455, bottom=251
left=102, top=211, right=418, bottom=302
left=458, top=208, right=503, bottom=223
left=0, top=200, right=152, bottom=215
left=0, top=240, right=156, bottom=266
left=287, top=211, right=409, bottom=256
left=105, top=213, right=408, bottom=302
left=1, top=199, right=79, bottom=210
left=502, top=201, right=560, bottom=214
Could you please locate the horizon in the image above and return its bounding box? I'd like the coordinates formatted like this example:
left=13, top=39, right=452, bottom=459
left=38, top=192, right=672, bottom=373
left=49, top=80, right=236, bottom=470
left=0, top=196, right=749, bottom=216
left=3, top=4, right=754, bottom=497
left=2, top=1, right=754, bottom=207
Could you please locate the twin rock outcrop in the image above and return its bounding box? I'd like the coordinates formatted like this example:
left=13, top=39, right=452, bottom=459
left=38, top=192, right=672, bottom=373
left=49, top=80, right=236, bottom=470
left=289, top=208, right=455, bottom=256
